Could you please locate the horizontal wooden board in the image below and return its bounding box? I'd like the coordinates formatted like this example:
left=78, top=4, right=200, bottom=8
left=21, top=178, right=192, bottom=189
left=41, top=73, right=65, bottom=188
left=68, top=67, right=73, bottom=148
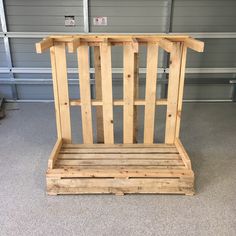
left=58, top=153, right=181, bottom=160
left=62, top=143, right=175, bottom=148
left=60, top=147, right=178, bottom=154
left=56, top=159, right=184, bottom=166
left=47, top=178, right=194, bottom=195
left=47, top=168, right=194, bottom=178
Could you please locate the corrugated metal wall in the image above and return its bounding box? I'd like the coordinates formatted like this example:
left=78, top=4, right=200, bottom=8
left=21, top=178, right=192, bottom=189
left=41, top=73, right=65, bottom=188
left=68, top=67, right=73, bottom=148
left=0, top=0, right=236, bottom=101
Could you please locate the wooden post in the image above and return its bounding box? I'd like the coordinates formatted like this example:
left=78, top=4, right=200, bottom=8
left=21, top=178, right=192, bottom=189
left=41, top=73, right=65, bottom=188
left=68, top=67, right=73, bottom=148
left=100, top=41, right=114, bottom=144
left=133, top=52, right=139, bottom=143
left=175, top=44, right=187, bottom=138
left=144, top=43, right=159, bottom=144
left=94, top=46, right=104, bottom=143
left=77, top=43, right=93, bottom=144
left=123, top=44, right=135, bottom=143
left=165, top=42, right=182, bottom=144
left=50, top=42, right=71, bottom=143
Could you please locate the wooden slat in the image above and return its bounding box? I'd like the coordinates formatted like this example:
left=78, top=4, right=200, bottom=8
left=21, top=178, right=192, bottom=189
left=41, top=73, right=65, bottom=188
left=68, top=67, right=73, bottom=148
left=175, top=138, right=192, bottom=169
left=47, top=178, right=193, bottom=195
left=100, top=41, right=114, bottom=143
left=52, top=42, right=71, bottom=143
left=50, top=46, right=62, bottom=139
left=133, top=52, right=139, bottom=143
left=94, top=46, right=104, bottom=143
left=60, top=147, right=178, bottom=154
left=184, top=37, right=204, bottom=52
left=58, top=153, right=180, bottom=159
left=56, top=159, right=184, bottom=166
left=36, top=37, right=53, bottom=53
left=48, top=139, right=62, bottom=169
left=175, top=45, right=187, bottom=138
left=68, top=38, right=80, bottom=53
left=48, top=178, right=192, bottom=188
left=62, top=143, right=175, bottom=148
left=123, top=44, right=135, bottom=143
left=70, top=99, right=167, bottom=106
left=77, top=43, right=93, bottom=144
left=50, top=35, right=190, bottom=44
left=144, top=43, right=159, bottom=144
left=159, top=38, right=173, bottom=52
left=47, top=168, right=194, bottom=178
left=131, top=38, right=139, bottom=53
left=165, top=42, right=182, bottom=144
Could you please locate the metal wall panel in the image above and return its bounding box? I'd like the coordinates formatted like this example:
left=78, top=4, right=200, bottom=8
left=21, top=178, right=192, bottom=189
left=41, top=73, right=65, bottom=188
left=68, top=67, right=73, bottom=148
left=0, top=84, right=12, bottom=98
left=90, top=0, right=168, bottom=32
left=10, top=38, right=77, bottom=67
left=16, top=84, right=80, bottom=100
left=187, top=39, right=236, bottom=68
left=184, top=84, right=232, bottom=100
left=0, top=0, right=235, bottom=101
left=172, top=0, right=236, bottom=32
left=89, top=0, right=167, bottom=81
left=5, top=0, right=84, bottom=32
left=0, top=38, right=7, bottom=66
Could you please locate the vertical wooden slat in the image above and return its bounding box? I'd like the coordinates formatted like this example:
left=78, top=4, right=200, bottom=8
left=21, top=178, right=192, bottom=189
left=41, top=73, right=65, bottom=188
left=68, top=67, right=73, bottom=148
left=94, top=46, right=104, bottom=143
left=123, top=44, right=135, bottom=143
left=143, top=43, right=159, bottom=144
left=77, top=43, right=93, bottom=144
left=175, top=44, right=187, bottom=138
left=50, top=46, right=62, bottom=139
left=165, top=42, right=182, bottom=144
left=51, top=42, right=71, bottom=143
left=133, top=52, right=139, bottom=143
left=100, top=41, right=114, bottom=144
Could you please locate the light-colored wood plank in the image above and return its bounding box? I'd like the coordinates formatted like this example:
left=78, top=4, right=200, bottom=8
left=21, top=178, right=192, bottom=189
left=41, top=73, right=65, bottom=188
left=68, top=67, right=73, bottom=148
left=77, top=43, right=93, bottom=144
left=159, top=38, right=173, bottom=52
left=47, top=168, right=194, bottom=178
left=47, top=178, right=193, bottom=195
left=70, top=99, right=167, bottom=106
left=133, top=52, right=139, bottom=143
left=100, top=41, right=114, bottom=143
left=60, top=147, right=178, bottom=153
left=94, top=46, right=104, bottom=143
left=53, top=42, right=72, bottom=143
left=48, top=139, right=63, bottom=169
left=36, top=37, right=53, bottom=53
left=56, top=159, right=184, bottom=166
left=48, top=178, right=193, bottom=188
left=144, top=43, right=159, bottom=144
left=131, top=38, right=139, bottom=53
left=175, top=44, right=187, bottom=138
left=58, top=153, right=180, bottom=159
left=165, top=42, right=182, bottom=144
left=62, top=143, right=175, bottom=149
left=50, top=46, right=62, bottom=139
left=184, top=37, right=204, bottom=52
left=123, top=44, right=135, bottom=143
left=175, top=138, right=192, bottom=169
left=67, top=38, right=80, bottom=53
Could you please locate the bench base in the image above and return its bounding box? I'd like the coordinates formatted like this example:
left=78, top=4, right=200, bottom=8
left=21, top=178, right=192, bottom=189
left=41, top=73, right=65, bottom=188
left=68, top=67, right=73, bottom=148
left=46, top=141, right=194, bottom=195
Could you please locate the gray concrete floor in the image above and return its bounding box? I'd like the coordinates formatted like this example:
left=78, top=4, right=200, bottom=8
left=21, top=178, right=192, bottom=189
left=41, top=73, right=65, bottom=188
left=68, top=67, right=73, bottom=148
left=0, top=102, right=236, bottom=236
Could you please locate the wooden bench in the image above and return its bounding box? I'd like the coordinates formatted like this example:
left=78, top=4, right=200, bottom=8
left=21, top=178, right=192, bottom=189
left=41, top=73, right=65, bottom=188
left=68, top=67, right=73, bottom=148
left=36, top=34, right=204, bottom=195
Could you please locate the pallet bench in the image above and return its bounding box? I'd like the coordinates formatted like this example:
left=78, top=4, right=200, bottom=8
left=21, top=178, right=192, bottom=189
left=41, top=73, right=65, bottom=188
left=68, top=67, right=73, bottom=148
left=36, top=34, right=204, bottom=195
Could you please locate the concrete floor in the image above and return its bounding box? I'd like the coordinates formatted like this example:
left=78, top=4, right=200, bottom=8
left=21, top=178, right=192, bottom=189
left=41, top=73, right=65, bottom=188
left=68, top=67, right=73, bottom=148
left=0, top=102, right=236, bottom=236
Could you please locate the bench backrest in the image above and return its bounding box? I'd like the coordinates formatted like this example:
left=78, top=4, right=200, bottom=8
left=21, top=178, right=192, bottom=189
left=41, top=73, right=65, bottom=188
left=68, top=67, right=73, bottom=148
left=36, top=34, right=204, bottom=144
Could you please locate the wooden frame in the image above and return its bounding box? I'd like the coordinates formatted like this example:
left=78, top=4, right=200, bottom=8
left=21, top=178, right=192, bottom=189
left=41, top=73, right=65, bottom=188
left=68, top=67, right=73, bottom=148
left=36, top=34, right=204, bottom=195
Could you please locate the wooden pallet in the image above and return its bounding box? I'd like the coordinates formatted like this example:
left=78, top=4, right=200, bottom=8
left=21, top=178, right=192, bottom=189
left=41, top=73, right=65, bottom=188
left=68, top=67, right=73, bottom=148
left=36, top=34, right=204, bottom=195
